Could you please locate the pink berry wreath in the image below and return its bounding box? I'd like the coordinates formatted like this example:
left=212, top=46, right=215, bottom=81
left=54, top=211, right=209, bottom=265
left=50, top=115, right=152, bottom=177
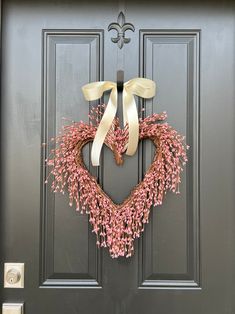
left=45, top=105, right=188, bottom=258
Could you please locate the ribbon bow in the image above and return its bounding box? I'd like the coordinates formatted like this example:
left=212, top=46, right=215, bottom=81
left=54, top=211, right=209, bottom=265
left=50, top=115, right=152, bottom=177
left=82, top=78, right=156, bottom=166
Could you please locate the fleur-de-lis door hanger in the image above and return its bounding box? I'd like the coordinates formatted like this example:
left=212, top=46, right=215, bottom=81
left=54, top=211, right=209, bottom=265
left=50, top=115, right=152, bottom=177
left=108, top=11, right=135, bottom=49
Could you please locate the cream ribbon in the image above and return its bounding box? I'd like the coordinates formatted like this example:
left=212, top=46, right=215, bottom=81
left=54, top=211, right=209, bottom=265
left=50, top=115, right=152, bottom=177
left=82, top=78, right=156, bottom=166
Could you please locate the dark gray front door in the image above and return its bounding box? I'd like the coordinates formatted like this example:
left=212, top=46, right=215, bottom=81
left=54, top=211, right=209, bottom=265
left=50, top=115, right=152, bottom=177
left=1, top=1, right=235, bottom=313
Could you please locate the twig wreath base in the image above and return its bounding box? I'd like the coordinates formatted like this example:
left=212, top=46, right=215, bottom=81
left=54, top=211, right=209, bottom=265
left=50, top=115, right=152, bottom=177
left=46, top=105, right=188, bottom=258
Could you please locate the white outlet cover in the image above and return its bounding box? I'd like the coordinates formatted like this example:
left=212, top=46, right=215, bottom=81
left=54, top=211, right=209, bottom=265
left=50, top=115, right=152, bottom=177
left=4, top=263, right=24, bottom=288
left=2, top=303, right=24, bottom=314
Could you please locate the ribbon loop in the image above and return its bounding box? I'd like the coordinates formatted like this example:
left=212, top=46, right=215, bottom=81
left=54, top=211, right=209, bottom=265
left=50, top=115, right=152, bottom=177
left=82, top=78, right=156, bottom=166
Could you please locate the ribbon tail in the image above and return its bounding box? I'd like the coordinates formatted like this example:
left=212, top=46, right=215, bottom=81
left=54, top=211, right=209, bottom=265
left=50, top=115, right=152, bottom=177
left=123, top=90, right=139, bottom=156
left=91, top=88, right=117, bottom=166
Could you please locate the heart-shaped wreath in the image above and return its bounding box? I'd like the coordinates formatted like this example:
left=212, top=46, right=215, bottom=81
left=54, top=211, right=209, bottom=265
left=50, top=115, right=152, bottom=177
left=45, top=105, right=188, bottom=258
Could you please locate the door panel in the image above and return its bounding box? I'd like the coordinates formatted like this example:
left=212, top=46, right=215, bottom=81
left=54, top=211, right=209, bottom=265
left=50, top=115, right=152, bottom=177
left=41, top=30, right=103, bottom=287
left=1, top=1, right=235, bottom=314
left=139, top=30, right=199, bottom=287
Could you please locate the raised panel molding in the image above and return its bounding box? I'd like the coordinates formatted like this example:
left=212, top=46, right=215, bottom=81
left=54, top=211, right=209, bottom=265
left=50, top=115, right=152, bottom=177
left=40, top=30, right=103, bottom=287
left=138, top=30, right=200, bottom=289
